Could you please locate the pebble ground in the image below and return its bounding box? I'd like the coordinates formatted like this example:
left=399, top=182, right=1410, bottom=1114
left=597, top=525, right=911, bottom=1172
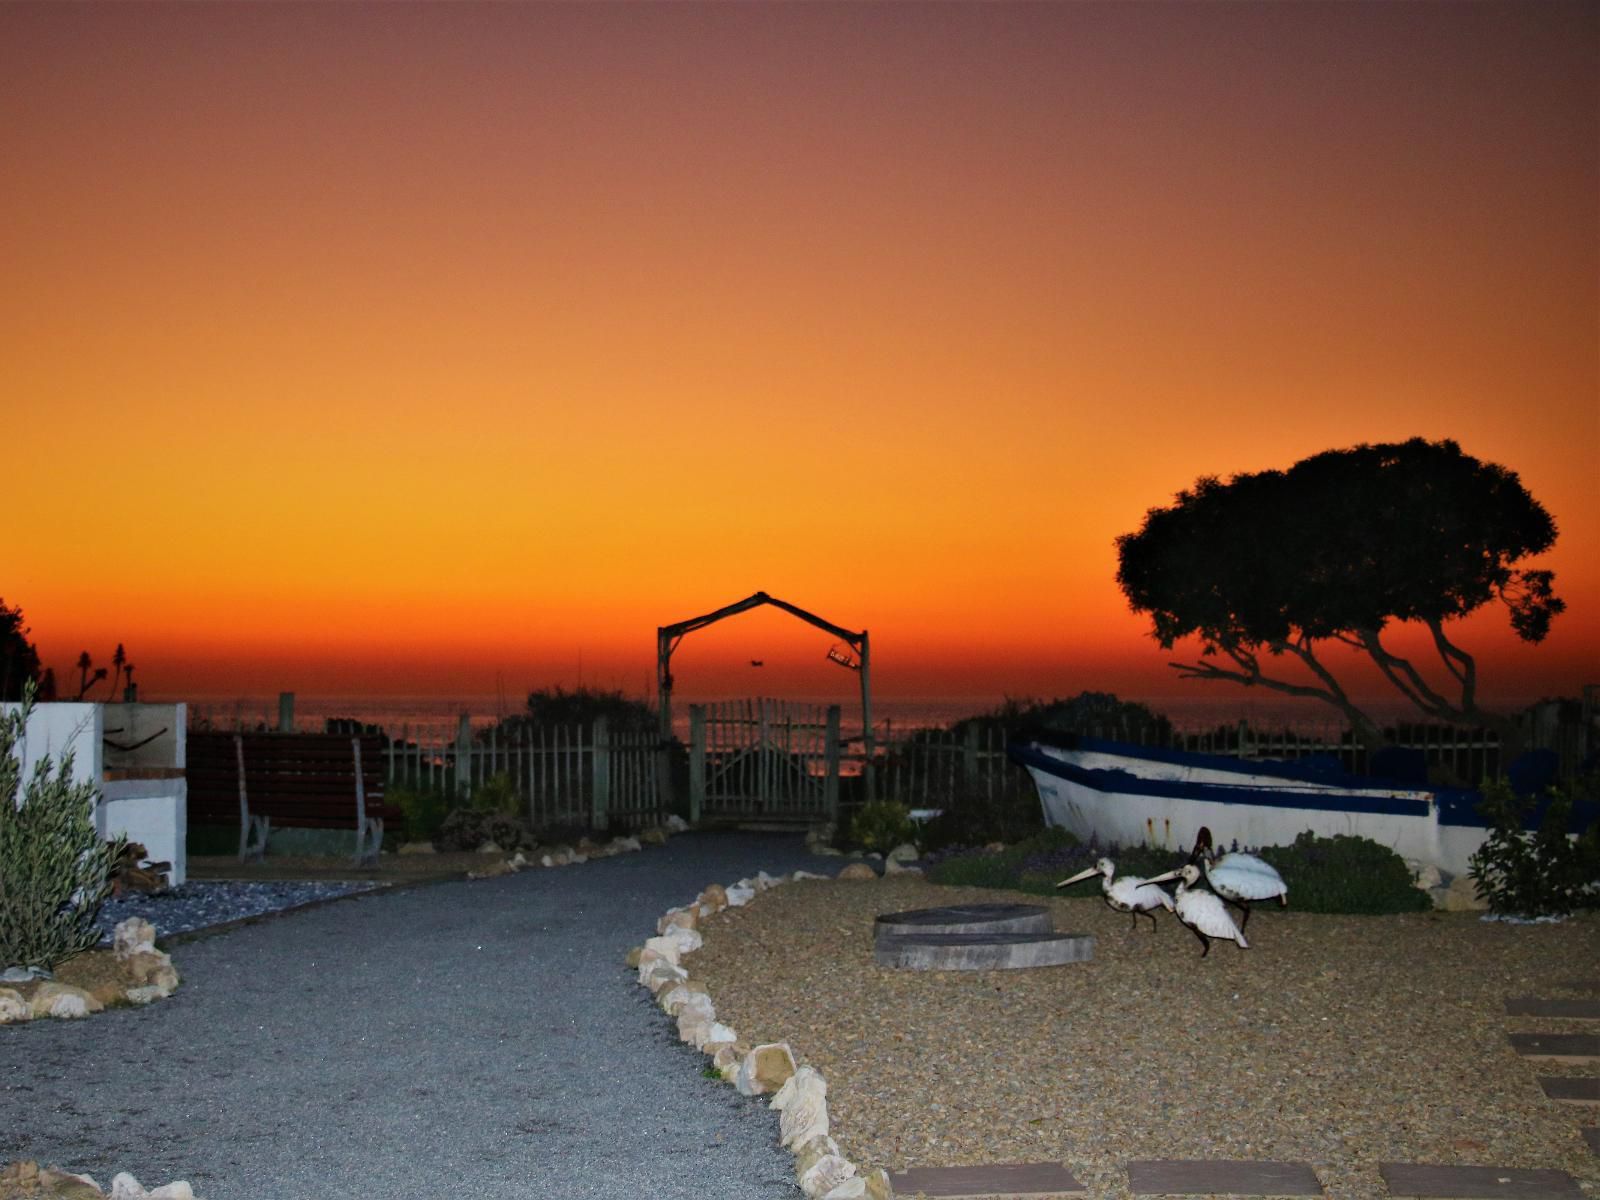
left=688, top=873, right=1600, bottom=1200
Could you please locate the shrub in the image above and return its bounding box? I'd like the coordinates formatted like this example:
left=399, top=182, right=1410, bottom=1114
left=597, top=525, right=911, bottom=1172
left=471, top=772, right=522, bottom=818
left=389, top=783, right=452, bottom=843
left=849, top=799, right=916, bottom=853
left=1469, top=777, right=1600, bottom=918
left=1257, top=832, right=1431, bottom=914
left=434, top=808, right=528, bottom=852
left=1, top=692, right=126, bottom=971
left=925, top=825, right=1432, bottom=915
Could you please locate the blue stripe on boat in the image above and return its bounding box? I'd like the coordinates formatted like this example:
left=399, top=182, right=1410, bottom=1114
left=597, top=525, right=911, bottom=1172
left=1006, top=741, right=1438, bottom=818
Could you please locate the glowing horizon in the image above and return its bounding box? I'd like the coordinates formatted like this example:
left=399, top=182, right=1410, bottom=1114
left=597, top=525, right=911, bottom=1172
left=5, top=2, right=1596, bottom=715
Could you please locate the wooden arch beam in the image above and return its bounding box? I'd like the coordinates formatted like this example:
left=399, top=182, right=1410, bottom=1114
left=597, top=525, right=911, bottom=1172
left=655, top=592, right=874, bottom=782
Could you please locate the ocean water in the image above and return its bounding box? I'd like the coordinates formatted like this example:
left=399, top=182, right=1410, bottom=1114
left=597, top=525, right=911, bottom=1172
left=176, top=690, right=1481, bottom=743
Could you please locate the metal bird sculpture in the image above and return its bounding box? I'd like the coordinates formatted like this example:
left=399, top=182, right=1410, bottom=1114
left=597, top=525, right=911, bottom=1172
left=1144, top=862, right=1249, bottom=957
left=1189, top=826, right=1288, bottom=932
left=1056, top=856, right=1175, bottom=931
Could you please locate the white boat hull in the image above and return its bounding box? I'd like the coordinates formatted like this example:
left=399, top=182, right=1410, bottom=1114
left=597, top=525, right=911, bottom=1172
left=1012, top=737, right=1489, bottom=878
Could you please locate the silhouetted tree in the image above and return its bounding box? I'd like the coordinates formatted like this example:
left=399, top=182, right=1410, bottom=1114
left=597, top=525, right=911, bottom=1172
left=0, top=599, right=42, bottom=702
left=74, top=651, right=107, bottom=700
left=1116, top=438, right=1564, bottom=749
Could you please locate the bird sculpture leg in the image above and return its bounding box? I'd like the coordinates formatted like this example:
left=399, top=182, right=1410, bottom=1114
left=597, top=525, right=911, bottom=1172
left=1187, top=923, right=1212, bottom=957
left=1233, top=901, right=1251, bottom=933
left=1140, top=908, right=1160, bottom=932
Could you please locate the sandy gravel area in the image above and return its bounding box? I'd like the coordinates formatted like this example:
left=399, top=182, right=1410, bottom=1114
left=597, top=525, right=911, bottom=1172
left=688, top=874, right=1600, bottom=1200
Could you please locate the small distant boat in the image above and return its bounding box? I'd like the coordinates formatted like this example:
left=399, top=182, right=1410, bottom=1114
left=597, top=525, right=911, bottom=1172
left=1007, top=732, right=1511, bottom=878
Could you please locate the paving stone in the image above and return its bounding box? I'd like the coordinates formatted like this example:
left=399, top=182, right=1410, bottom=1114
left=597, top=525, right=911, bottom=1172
left=1538, top=1076, right=1600, bottom=1106
left=1581, top=1127, right=1599, bottom=1156
left=1378, top=1163, right=1582, bottom=1198
left=1125, top=1159, right=1323, bottom=1196
left=1507, top=1033, right=1600, bottom=1062
left=875, top=903, right=1053, bottom=939
left=888, top=1161, right=1084, bottom=1197
left=1504, top=998, right=1600, bottom=1020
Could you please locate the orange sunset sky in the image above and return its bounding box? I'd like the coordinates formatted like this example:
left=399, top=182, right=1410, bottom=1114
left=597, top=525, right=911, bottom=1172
left=4, top=1, right=1597, bottom=715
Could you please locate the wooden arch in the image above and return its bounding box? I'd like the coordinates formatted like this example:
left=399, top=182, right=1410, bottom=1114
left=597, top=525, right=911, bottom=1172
left=656, top=591, right=873, bottom=757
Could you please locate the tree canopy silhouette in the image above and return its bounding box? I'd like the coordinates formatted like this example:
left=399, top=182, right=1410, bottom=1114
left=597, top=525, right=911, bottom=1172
left=1, top=599, right=42, bottom=703
left=1115, top=438, right=1564, bottom=747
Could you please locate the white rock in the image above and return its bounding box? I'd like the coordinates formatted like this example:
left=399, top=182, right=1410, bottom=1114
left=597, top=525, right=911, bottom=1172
left=113, top=917, right=158, bottom=959
left=755, top=870, right=784, bottom=890
left=665, top=814, right=690, bottom=833
left=0, top=988, right=31, bottom=1024
left=661, top=927, right=703, bottom=956
left=887, top=842, right=920, bottom=863
left=1407, top=860, right=1442, bottom=890
left=47, top=991, right=92, bottom=1019
left=612, top=835, right=643, bottom=852
left=657, top=907, right=698, bottom=934
left=791, top=870, right=829, bottom=880
left=476, top=840, right=504, bottom=855
left=883, top=858, right=923, bottom=876
left=642, top=936, right=683, bottom=966
left=640, top=961, right=687, bottom=992
left=110, top=1177, right=197, bottom=1200
left=736, top=1042, right=797, bottom=1096
left=124, top=985, right=169, bottom=1006
left=822, top=1178, right=868, bottom=1199
left=724, top=884, right=756, bottom=907
left=677, top=993, right=715, bottom=1024
left=777, top=1067, right=829, bottom=1148
left=799, top=1153, right=856, bottom=1198
left=698, top=1021, right=737, bottom=1049
left=659, top=984, right=701, bottom=1015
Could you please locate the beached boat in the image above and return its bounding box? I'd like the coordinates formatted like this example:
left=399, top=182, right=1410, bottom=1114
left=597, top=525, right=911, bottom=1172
left=1006, top=733, right=1498, bottom=877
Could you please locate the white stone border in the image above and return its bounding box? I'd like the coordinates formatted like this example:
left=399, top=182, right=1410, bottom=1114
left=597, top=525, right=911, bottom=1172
left=630, top=869, right=895, bottom=1200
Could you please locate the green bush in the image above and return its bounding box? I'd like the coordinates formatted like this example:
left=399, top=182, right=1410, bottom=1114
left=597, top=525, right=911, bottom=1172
left=1, top=692, right=126, bottom=971
left=849, top=799, right=917, bottom=853
left=925, top=826, right=1430, bottom=915
left=435, top=807, right=528, bottom=852
left=471, top=772, right=522, bottom=818
left=1469, top=777, right=1600, bottom=918
left=1257, top=832, right=1431, bottom=914
left=387, top=783, right=452, bottom=843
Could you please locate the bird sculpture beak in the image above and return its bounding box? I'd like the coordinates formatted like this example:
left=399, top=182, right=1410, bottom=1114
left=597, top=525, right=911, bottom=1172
left=1055, top=866, right=1101, bottom=889
left=1141, top=869, right=1180, bottom=886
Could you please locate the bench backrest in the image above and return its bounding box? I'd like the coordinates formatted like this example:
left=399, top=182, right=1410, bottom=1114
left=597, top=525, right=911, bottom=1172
left=187, top=732, right=398, bottom=829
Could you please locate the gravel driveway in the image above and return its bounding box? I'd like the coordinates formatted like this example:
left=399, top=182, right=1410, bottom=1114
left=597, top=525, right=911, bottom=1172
left=0, top=832, right=831, bottom=1199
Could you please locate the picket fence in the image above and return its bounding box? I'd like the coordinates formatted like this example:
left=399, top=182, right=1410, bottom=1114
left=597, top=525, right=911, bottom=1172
left=384, top=718, right=663, bottom=832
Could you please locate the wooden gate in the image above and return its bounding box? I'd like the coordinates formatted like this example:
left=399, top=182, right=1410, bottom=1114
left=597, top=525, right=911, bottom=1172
left=689, top=699, right=840, bottom=825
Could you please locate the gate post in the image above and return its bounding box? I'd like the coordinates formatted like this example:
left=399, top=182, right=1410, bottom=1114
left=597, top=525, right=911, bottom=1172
left=591, top=717, right=610, bottom=832
left=689, top=705, right=706, bottom=825
left=823, top=705, right=841, bottom=820
left=962, top=722, right=980, bottom=794
left=455, top=712, right=473, bottom=801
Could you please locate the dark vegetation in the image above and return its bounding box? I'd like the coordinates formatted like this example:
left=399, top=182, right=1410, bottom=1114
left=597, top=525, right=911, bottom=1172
left=1, top=689, right=126, bottom=970
left=1117, top=438, right=1564, bottom=752
left=923, top=827, right=1433, bottom=915
left=1469, top=774, right=1600, bottom=918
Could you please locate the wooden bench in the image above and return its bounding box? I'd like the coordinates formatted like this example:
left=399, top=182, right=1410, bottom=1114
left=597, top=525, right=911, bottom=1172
left=187, top=732, right=398, bottom=865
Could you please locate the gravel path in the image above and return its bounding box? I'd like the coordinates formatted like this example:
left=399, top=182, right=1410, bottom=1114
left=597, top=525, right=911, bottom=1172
left=96, top=881, right=387, bottom=945
left=0, top=832, right=831, bottom=1199
left=689, top=873, right=1600, bottom=1200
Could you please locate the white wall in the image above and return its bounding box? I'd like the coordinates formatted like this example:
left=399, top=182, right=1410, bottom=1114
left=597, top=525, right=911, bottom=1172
left=3, top=701, right=186, bottom=886
left=1, top=701, right=102, bottom=788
